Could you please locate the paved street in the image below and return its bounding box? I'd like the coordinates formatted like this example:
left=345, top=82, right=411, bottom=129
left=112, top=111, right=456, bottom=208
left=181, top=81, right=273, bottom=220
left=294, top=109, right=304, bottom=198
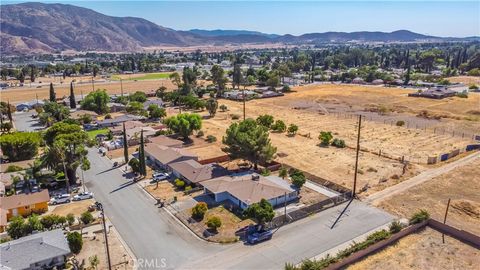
left=84, top=149, right=394, bottom=269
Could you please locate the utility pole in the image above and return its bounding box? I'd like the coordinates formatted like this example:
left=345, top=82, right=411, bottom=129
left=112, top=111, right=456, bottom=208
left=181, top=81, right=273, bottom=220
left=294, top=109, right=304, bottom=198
left=120, top=79, right=124, bottom=96
left=243, top=88, right=246, bottom=120
left=442, top=198, right=451, bottom=243
left=97, top=202, right=112, bottom=270
left=91, top=77, right=95, bottom=91
left=353, top=115, right=362, bottom=198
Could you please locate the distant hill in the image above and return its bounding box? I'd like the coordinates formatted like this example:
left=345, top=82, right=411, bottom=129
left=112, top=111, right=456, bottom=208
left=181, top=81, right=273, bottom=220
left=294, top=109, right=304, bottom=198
left=189, top=29, right=279, bottom=38
left=1, top=2, right=477, bottom=54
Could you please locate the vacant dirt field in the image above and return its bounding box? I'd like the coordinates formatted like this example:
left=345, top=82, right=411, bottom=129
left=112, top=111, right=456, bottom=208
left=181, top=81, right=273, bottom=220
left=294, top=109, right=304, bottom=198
left=379, top=158, right=480, bottom=235
left=348, top=228, right=480, bottom=270
left=50, top=199, right=94, bottom=217
left=446, top=75, right=480, bottom=85
left=1, top=77, right=175, bottom=103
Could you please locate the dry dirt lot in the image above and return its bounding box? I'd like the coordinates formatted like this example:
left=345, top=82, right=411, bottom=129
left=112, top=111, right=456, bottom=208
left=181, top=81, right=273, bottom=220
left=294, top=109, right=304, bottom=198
left=50, top=199, right=94, bottom=217
left=378, top=158, right=480, bottom=235
left=446, top=75, right=480, bottom=85
left=1, top=77, right=176, bottom=103
left=75, top=229, right=133, bottom=270
left=144, top=182, right=201, bottom=203
left=348, top=227, right=480, bottom=270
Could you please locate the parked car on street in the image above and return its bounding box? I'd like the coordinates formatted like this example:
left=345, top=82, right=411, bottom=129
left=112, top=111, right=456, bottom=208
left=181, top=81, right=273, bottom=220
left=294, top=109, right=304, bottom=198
left=72, top=192, right=94, bottom=201
left=247, top=229, right=273, bottom=244
left=49, top=194, right=71, bottom=205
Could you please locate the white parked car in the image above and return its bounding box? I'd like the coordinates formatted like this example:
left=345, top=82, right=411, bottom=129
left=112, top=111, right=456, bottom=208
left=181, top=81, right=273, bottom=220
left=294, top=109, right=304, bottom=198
left=72, top=192, right=94, bottom=201
left=151, top=172, right=170, bottom=182
left=49, top=194, right=71, bottom=205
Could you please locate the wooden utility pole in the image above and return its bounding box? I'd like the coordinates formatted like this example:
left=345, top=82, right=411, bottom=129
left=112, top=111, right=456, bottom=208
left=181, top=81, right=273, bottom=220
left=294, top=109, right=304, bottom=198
left=442, top=198, right=451, bottom=243
left=243, top=89, right=246, bottom=120
left=97, top=203, right=112, bottom=270
left=353, top=115, right=362, bottom=198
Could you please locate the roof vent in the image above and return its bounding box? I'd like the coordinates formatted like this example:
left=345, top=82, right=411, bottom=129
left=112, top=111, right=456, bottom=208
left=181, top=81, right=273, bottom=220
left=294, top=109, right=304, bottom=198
left=251, top=175, right=260, bottom=181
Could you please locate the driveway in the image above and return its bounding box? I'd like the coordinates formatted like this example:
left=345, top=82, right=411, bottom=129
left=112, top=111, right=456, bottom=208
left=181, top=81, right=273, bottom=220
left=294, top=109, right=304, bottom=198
left=13, top=111, right=44, bottom=132
left=84, top=149, right=394, bottom=269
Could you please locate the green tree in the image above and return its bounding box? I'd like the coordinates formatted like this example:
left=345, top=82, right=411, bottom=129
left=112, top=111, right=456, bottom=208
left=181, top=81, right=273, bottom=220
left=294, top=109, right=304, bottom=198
left=205, top=98, right=218, bottom=117
left=279, top=167, right=288, bottom=179
left=26, top=214, right=43, bottom=233
left=222, top=119, right=277, bottom=170
left=128, top=91, right=147, bottom=103
left=69, top=82, right=76, bottom=109
left=80, top=211, right=94, bottom=225
left=243, top=199, right=275, bottom=224
left=147, top=104, right=166, bottom=119
left=256, top=114, right=275, bottom=129
left=319, top=131, right=333, bottom=146
left=156, top=86, right=167, bottom=99
left=164, top=113, right=202, bottom=139
left=191, top=202, right=208, bottom=220
left=128, top=158, right=140, bottom=174
left=210, top=65, right=227, bottom=97
left=232, top=64, right=243, bottom=89
left=287, top=124, right=298, bottom=136
left=7, top=216, right=27, bottom=239
left=42, top=101, right=70, bottom=122
left=66, top=213, right=76, bottom=226
left=219, top=104, right=228, bottom=112
left=81, top=89, right=109, bottom=114
left=138, top=130, right=147, bottom=176
left=0, top=132, right=41, bottom=161
left=169, top=72, right=182, bottom=88
left=126, top=101, right=146, bottom=116
left=67, top=231, right=83, bottom=254
left=206, top=216, right=222, bottom=232
left=49, top=82, right=56, bottom=102
left=290, top=170, right=306, bottom=188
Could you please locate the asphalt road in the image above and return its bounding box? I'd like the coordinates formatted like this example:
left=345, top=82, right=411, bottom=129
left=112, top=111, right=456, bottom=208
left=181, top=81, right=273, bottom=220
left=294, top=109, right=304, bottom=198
left=84, top=149, right=394, bottom=270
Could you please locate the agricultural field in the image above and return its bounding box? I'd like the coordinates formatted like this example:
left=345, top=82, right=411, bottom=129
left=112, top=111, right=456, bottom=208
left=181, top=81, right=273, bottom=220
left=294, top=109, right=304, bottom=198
left=111, top=72, right=172, bottom=81
left=378, top=157, right=480, bottom=235
left=348, top=228, right=480, bottom=270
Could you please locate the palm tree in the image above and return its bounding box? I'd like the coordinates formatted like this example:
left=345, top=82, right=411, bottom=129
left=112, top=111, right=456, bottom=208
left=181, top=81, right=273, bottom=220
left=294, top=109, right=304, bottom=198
left=40, top=145, right=70, bottom=192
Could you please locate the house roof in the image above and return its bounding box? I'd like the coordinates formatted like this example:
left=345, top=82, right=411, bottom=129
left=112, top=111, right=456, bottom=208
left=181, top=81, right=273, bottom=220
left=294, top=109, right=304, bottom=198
left=69, top=110, right=98, bottom=119
left=125, top=127, right=156, bottom=140
left=0, top=229, right=71, bottom=269
left=201, top=173, right=294, bottom=205
left=145, top=144, right=197, bottom=165
left=0, top=189, right=50, bottom=211
left=97, top=114, right=144, bottom=126
left=143, top=99, right=164, bottom=110
left=0, top=172, right=22, bottom=188
left=169, top=160, right=229, bottom=183
left=109, top=120, right=146, bottom=133
left=147, top=135, right=184, bottom=148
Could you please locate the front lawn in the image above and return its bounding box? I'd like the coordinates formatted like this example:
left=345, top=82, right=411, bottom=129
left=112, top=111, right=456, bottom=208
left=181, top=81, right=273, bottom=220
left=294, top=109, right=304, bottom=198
left=86, top=128, right=109, bottom=140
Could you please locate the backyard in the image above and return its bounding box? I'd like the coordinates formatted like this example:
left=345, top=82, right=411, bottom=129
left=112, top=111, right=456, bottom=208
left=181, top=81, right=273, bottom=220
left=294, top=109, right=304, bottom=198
left=86, top=128, right=109, bottom=140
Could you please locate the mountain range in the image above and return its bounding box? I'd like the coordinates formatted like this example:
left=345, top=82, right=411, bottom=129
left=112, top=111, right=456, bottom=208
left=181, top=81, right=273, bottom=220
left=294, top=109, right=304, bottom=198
left=1, top=2, right=477, bottom=54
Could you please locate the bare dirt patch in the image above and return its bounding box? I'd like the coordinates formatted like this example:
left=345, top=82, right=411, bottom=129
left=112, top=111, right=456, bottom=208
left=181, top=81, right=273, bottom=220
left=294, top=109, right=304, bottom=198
left=144, top=182, right=198, bottom=202
left=50, top=199, right=94, bottom=217
left=379, top=158, right=480, bottom=235
left=446, top=76, right=480, bottom=85
left=348, top=227, right=480, bottom=270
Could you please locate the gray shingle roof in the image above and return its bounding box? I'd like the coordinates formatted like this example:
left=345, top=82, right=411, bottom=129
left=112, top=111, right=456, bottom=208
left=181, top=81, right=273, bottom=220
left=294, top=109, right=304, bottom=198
left=0, top=229, right=71, bottom=270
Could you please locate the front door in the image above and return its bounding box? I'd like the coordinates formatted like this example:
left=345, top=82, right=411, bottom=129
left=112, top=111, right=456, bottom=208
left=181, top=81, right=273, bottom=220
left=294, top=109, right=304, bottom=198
left=12, top=208, right=18, bottom=217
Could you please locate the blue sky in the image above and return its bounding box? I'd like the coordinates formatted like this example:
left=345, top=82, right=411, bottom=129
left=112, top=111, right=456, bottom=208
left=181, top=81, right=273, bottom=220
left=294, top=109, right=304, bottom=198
left=3, top=1, right=480, bottom=37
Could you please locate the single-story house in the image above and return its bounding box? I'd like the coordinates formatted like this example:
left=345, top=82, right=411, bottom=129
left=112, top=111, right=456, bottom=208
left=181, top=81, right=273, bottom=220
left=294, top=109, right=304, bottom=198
left=261, top=90, right=284, bottom=98
left=169, top=160, right=229, bottom=185
left=124, top=126, right=156, bottom=146
left=96, top=114, right=144, bottom=128
left=145, top=144, right=198, bottom=170
left=352, top=77, right=365, bottom=84
left=408, top=88, right=457, bottom=99
left=0, top=190, right=50, bottom=232
left=0, top=171, right=23, bottom=196
left=69, top=110, right=99, bottom=121
left=371, top=79, right=384, bottom=85
left=109, top=120, right=146, bottom=135
left=107, top=102, right=126, bottom=112
left=15, top=100, right=45, bottom=111
left=201, top=173, right=298, bottom=210
left=147, top=135, right=184, bottom=148
left=143, top=98, right=164, bottom=110
left=0, top=229, right=72, bottom=269
left=224, top=90, right=257, bottom=100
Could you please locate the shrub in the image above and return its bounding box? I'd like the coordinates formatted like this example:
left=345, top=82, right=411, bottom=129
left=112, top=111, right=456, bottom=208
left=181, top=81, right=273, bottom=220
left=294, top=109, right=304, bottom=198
left=271, top=120, right=287, bottom=132
left=185, top=186, right=192, bottom=192
left=290, top=169, right=306, bottom=188
left=191, top=202, right=208, bottom=220
left=219, top=104, right=228, bottom=112
left=104, top=114, right=112, bottom=119
left=206, top=216, right=222, bottom=231
left=256, top=114, right=275, bottom=128
left=196, top=130, right=205, bottom=137
left=319, top=131, right=333, bottom=146
left=287, top=124, right=298, bottom=136
left=409, top=209, right=430, bottom=224
left=331, top=138, right=346, bottom=148
left=66, top=213, right=75, bottom=226
left=5, top=165, right=23, bottom=172
left=389, top=220, right=403, bottom=233
left=282, top=85, right=291, bottom=92
left=260, top=168, right=271, bottom=176
left=243, top=199, right=275, bottom=224
left=231, top=114, right=240, bottom=120
left=456, top=92, right=468, bottom=98
left=279, top=167, right=288, bottom=179
left=67, top=232, right=83, bottom=254
left=80, top=211, right=94, bottom=225
left=468, top=84, right=479, bottom=90
left=174, top=179, right=185, bottom=189
left=396, top=120, right=405, bottom=127
left=40, top=214, right=61, bottom=230
left=206, top=135, right=217, bottom=143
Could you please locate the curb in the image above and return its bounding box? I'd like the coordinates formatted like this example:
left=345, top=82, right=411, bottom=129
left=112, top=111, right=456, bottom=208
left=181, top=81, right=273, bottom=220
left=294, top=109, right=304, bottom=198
left=110, top=222, right=137, bottom=268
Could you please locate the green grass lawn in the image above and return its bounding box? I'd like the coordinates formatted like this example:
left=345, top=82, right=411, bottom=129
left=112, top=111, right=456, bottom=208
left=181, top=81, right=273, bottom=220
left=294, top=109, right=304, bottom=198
left=87, top=128, right=109, bottom=140
left=111, top=72, right=172, bottom=81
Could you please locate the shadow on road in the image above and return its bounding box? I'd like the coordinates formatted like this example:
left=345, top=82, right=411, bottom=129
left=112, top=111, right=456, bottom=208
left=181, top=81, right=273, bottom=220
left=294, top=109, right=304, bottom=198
left=96, top=166, right=119, bottom=175
left=110, top=180, right=136, bottom=194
